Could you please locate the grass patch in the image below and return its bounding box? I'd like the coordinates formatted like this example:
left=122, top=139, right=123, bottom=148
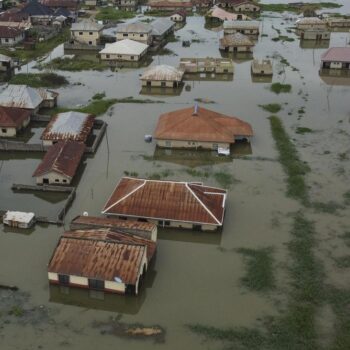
left=334, top=256, right=350, bottom=268
left=343, top=191, right=350, bottom=205
left=269, top=116, right=310, bottom=204
left=8, top=305, right=24, bottom=317
left=259, top=103, right=282, bottom=113
left=295, top=127, right=313, bottom=134
left=270, top=83, right=292, bottom=94
left=10, top=72, right=68, bottom=88
left=237, top=247, right=275, bottom=292
left=147, top=169, right=173, bottom=180
left=92, top=92, right=106, bottom=100
left=39, top=57, right=109, bottom=71
left=213, top=171, right=236, bottom=188
left=0, top=28, right=70, bottom=64
left=312, top=201, right=344, bottom=214
left=95, top=8, right=136, bottom=21
left=185, top=168, right=209, bottom=178
left=124, top=171, right=139, bottom=177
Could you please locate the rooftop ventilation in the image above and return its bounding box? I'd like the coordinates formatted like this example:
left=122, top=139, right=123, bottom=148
left=192, top=103, right=199, bottom=116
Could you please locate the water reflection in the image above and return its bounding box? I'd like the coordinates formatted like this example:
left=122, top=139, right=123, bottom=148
left=140, top=85, right=184, bottom=96
left=221, top=51, right=253, bottom=63
left=251, top=74, right=273, bottom=83
left=319, top=74, right=350, bottom=86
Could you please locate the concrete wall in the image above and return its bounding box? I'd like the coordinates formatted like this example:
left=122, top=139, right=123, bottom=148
left=72, top=30, right=101, bottom=45
left=224, top=28, right=259, bottom=35
left=36, top=171, right=72, bottom=185
left=100, top=52, right=143, bottom=62
left=303, top=31, right=330, bottom=40
left=116, top=32, right=151, bottom=45
left=296, top=23, right=327, bottom=30
left=141, top=80, right=179, bottom=88
left=220, top=45, right=252, bottom=52
left=156, top=138, right=230, bottom=150
left=0, top=126, right=16, bottom=137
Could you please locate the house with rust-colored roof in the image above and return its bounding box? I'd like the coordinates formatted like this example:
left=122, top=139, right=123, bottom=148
left=102, top=177, right=227, bottom=231
left=0, top=106, right=31, bottom=137
left=33, top=140, right=85, bottom=185
left=48, top=228, right=156, bottom=295
left=154, top=105, right=253, bottom=150
left=148, top=1, right=193, bottom=13
left=216, top=0, right=260, bottom=13
left=40, top=111, right=94, bottom=146
left=0, top=26, right=25, bottom=46
left=320, top=47, right=350, bottom=71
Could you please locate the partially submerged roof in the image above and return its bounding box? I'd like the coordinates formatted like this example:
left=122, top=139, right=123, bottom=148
left=140, top=65, right=184, bottom=82
left=71, top=20, right=103, bottom=32
left=0, top=85, right=43, bottom=109
left=102, top=177, right=227, bottom=226
left=0, top=25, right=24, bottom=38
left=41, top=111, right=94, bottom=142
left=3, top=211, right=35, bottom=223
left=321, top=47, right=350, bottom=63
left=33, top=140, right=85, bottom=178
left=151, top=17, right=174, bottom=36
left=220, top=33, right=254, bottom=46
left=48, top=229, right=150, bottom=284
left=20, top=0, right=53, bottom=16
left=116, top=21, right=152, bottom=34
left=207, top=6, right=249, bottom=21
left=223, top=20, right=260, bottom=29
left=0, top=106, right=31, bottom=128
left=154, top=105, right=253, bottom=143
left=100, top=39, right=149, bottom=55
left=296, top=17, right=325, bottom=24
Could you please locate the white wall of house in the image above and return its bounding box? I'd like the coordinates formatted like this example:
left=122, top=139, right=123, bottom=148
left=296, top=23, right=327, bottom=30
left=224, top=28, right=259, bottom=35
left=170, top=14, right=184, bottom=22
left=100, top=52, right=144, bottom=62
left=141, top=80, right=180, bottom=88
left=234, top=3, right=260, bottom=12
left=36, top=171, right=72, bottom=185
left=116, top=32, right=151, bottom=44
left=329, top=62, right=345, bottom=69
left=220, top=44, right=253, bottom=52
left=0, top=116, right=30, bottom=137
left=156, top=139, right=231, bottom=150
left=72, top=30, right=101, bottom=45
left=0, top=33, right=24, bottom=46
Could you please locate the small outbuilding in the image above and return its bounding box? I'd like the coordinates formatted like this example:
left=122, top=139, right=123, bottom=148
left=295, top=17, right=327, bottom=30
left=223, top=20, right=260, bottom=35
left=48, top=228, right=156, bottom=295
left=3, top=211, right=35, bottom=228
left=0, top=106, right=31, bottom=137
left=320, top=47, right=350, bottom=71
left=170, top=10, right=187, bottom=22
left=140, top=64, right=184, bottom=88
left=41, top=111, right=94, bottom=146
left=300, top=29, right=330, bottom=41
left=102, top=177, right=227, bottom=231
left=179, top=57, right=234, bottom=74
left=154, top=105, right=253, bottom=150
left=116, top=22, right=153, bottom=45
left=33, top=140, right=85, bottom=185
left=219, top=32, right=254, bottom=52
left=251, top=59, right=273, bottom=76
left=100, top=39, right=149, bottom=62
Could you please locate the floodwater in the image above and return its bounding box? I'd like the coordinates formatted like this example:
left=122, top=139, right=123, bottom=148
left=1, top=1, right=350, bottom=349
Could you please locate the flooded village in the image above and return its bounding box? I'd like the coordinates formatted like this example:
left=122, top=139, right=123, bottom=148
left=0, top=0, right=349, bottom=349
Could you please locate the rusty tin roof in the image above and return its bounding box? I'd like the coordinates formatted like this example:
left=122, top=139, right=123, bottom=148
left=102, top=177, right=227, bottom=226
left=32, top=140, right=85, bottom=178
left=48, top=229, right=151, bottom=284
left=0, top=106, right=31, bottom=128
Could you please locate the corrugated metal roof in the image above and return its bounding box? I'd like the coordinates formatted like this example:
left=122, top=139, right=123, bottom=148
left=48, top=229, right=149, bottom=284
left=223, top=20, right=260, bottom=29
left=154, top=106, right=253, bottom=143
left=116, top=21, right=152, bottom=34
left=0, top=84, right=43, bottom=109
left=220, top=33, right=254, bottom=46
left=71, top=215, right=156, bottom=233
left=151, top=17, right=174, bottom=36
left=140, top=65, right=184, bottom=82
left=296, top=17, right=324, bottom=24
left=20, top=1, right=53, bottom=16
left=71, top=20, right=103, bottom=32
left=100, top=39, right=149, bottom=55
left=208, top=7, right=249, bottom=21
left=3, top=211, right=34, bottom=224
left=32, top=140, right=85, bottom=178
left=0, top=25, right=24, bottom=38
left=102, top=177, right=227, bottom=226
left=0, top=106, right=31, bottom=128
left=41, top=111, right=94, bottom=142
left=321, top=47, right=350, bottom=63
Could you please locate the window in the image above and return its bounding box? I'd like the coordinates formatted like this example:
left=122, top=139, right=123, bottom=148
left=55, top=179, right=59, bottom=182
left=58, top=274, right=70, bottom=285
left=123, top=33, right=128, bottom=37
left=130, top=56, right=134, bottom=60
left=89, top=32, right=93, bottom=35
left=88, top=279, right=104, bottom=290
left=140, top=34, right=144, bottom=37
left=165, top=140, right=171, bottom=147
left=79, top=31, right=83, bottom=35
left=161, top=81, right=166, bottom=87
left=88, top=41, right=92, bottom=45
left=5, top=38, right=8, bottom=43
left=1, top=128, right=7, bottom=133
left=63, top=179, right=67, bottom=183
left=164, top=221, right=170, bottom=226
left=213, top=143, right=218, bottom=150
left=106, top=54, right=110, bottom=59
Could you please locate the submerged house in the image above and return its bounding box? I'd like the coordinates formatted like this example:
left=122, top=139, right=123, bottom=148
left=154, top=105, right=253, bottom=150
left=179, top=57, right=234, bottom=74
left=0, top=85, right=58, bottom=113
left=41, top=111, right=94, bottom=146
left=320, top=47, right=350, bottom=71
left=206, top=6, right=249, bottom=22
left=148, top=1, right=193, bottom=13
left=118, top=0, right=139, bottom=12
left=116, top=22, right=152, bottom=45
left=140, top=65, right=184, bottom=88
left=170, top=10, right=187, bottom=22
left=0, top=54, right=16, bottom=76
left=0, top=106, right=31, bottom=137
left=295, top=17, right=327, bottom=30
left=71, top=20, right=103, bottom=46
left=102, top=177, right=227, bottom=231
left=151, top=17, right=175, bottom=42
left=48, top=229, right=156, bottom=295
left=3, top=211, right=35, bottom=228
left=223, top=20, right=260, bottom=35
left=219, top=32, right=254, bottom=52
left=251, top=59, right=273, bottom=76
left=33, top=140, right=85, bottom=185
left=100, top=39, right=149, bottom=62
left=300, top=29, right=330, bottom=41
left=216, top=0, right=260, bottom=13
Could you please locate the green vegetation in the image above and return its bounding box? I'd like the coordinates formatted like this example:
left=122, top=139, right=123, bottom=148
left=344, top=191, right=350, bottom=205
left=95, top=8, right=136, bottom=21
left=269, top=116, right=310, bottom=204
left=39, top=57, right=109, bottom=71
left=272, top=35, right=295, bottom=42
left=0, top=28, right=70, bottom=64
left=147, top=169, right=173, bottom=180
left=312, top=201, right=344, bottom=214
left=214, top=171, right=237, bottom=188
left=270, top=83, right=292, bottom=94
left=124, top=171, right=139, bottom=177
left=295, top=127, right=313, bottom=134
left=8, top=305, right=24, bottom=317
left=237, top=247, right=275, bottom=292
left=334, top=255, right=350, bottom=268
left=259, top=103, right=282, bottom=113
left=185, top=168, right=209, bottom=178
left=261, top=2, right=341, bottom=13
left=10, top=72, right=68, bottom=88
left=92, top=92, right=106, bottom=100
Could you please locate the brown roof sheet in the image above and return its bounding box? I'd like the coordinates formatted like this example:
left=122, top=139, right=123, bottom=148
left=154, top=105, right=253, bottom=143
left=0, top=106, right=31, bottom=128
left=102, top=177, right=227, bottom=226
left=0, top=11, right=29, bottom=22
left=321, top=47, right=350, bottom=63
left=40, top=0, right=78, bottom=8
left=0, top=25, right=24, bottom=38
left=32, top=140, right=85, bottom=178
left=71, top=215, right=156, bottom=233
left=48, top=229, right=149, bottom=284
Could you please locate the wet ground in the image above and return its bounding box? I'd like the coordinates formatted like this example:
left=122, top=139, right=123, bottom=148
left=0, top=1, right=350, bottom=349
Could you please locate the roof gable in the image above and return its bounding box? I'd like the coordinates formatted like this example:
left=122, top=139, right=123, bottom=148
left=0, top=106, right=31, bottom=127
left=0, top=84, right=43, bottom=109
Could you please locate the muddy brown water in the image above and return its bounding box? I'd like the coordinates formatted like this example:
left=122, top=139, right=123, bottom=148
left=1, top=1, right=350, bottom=348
